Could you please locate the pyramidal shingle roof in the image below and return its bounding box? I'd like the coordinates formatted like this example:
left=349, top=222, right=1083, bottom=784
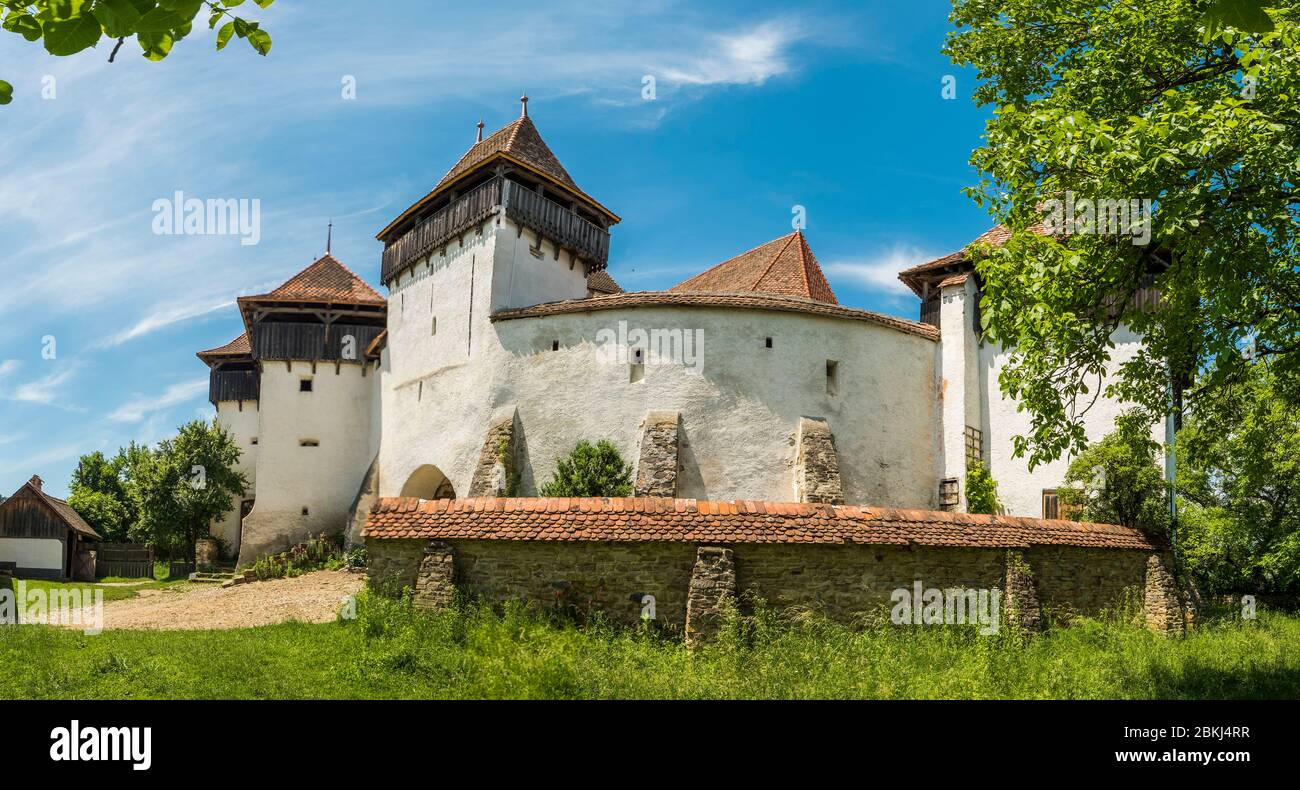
left=670, top=231, right=838, bottom=304
left=435, top=116, right=578, bottom=194
left=245, top=254, right=385, bottom=306
left=377, top=111, right=619, bottom=241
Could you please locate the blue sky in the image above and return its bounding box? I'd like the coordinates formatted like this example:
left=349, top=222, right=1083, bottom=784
left=0, top=0, right=993, bottom=498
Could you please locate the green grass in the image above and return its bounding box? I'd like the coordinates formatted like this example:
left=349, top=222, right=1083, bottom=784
left=1, top=590, right=1297, bottom=699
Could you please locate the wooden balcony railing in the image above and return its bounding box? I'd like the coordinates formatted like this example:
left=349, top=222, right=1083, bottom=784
left=249, top=323, right=385, bottom=362
left=500, top=180, right=610, bottom=270
left=380, top=177, right=611, bottom=284
left=209, top=369, right=259, bottom=404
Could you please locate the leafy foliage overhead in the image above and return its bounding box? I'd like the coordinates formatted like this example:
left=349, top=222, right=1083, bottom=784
left=944, top=0, right=1300, bottom=467
left=0, top=0, right=275, bottom=105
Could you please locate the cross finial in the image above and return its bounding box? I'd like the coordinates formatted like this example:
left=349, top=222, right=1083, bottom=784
left=476, top=119, right=484, bottom=143
left=326, top=220, right=332, bottom=255
left=520, top=93, right=529, bottom=118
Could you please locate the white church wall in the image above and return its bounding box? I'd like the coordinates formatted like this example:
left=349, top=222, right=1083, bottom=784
left=380, top=290, right=939, bottom=507
left=210, top=399, right=259, bottom=557
left=979, top=323, right=1146, bottom=519
left=237, top=360, right=377, bottom=564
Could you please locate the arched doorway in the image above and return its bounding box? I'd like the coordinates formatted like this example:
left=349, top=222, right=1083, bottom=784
left=399, top=465, right=456, bottom=500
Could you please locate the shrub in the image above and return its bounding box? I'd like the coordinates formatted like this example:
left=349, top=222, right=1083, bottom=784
left=965, top=459, right=1003, bottom=515
left=1061, top=411, right=1169, bottom=534
left=539, top=440, right=633, bottom=497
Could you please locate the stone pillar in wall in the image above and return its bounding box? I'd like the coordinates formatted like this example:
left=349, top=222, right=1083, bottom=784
left=685, top=546, right=736, bottom=648
left=413, top=541, right=456, bottom=609
left=1003, top=549, right=1043, bottom=634
left=1143, top=552, right=1186, bottom=635
left=468, top=405, right=518, bottom=497
left=345, top=454, right=380, bottom=549
left=793, top=417, right=844, bottom=505
left=634, top=410, right=679, bottom=497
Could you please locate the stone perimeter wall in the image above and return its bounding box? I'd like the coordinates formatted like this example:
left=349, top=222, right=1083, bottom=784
left=368, top=538, right=1184, bottom=639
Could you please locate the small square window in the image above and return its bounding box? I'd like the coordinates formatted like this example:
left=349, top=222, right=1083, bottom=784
left=765, top=337, right=773, bottom=348
left=299, top=378, right=313, bottom=392
left=250, top=437, right=258, bottom=445
left=301, top=506, right=310, bottom=516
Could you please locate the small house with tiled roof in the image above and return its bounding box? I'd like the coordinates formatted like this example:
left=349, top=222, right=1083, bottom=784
left=199, top=98, right=1149, bottom=584
left=0, top=475, right=100, bottom=580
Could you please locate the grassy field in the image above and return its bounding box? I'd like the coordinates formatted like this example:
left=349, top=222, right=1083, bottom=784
left=1, top=589, right=1297, bottom=699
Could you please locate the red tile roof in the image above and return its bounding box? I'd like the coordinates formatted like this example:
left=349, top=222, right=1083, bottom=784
left=671, top=231, right=838, bottom=304
left=364, top=497, right=1161, bottom=551
left=897, top=222, right=1047, bottom=297
left=196, top=332, right=251, bottom=363
left=491, top=290, right=938, bottom=340
left=244, top=254, right=386, bottom=306
left=586, top=270, right=623, bottom=295
left=376, top=115, right=619, bottom=241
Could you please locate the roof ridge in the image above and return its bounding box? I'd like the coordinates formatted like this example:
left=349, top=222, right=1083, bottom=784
left=751, top=231, right=800, bottom=292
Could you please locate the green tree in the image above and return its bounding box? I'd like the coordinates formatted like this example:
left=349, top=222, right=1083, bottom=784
left=1178, top=363, right=1300, bottom=592
left=538, top=440, right=633, bottom=497
left=67, top=449, right=137, bottom=541
left=1, top=0, right=275, bottom=106
left=944, top=0, right=1300, bottom=468
left=964, top=459, right=1003, bottom=515
left=1060, top=412, right=1170, bottom=533
left=130, top=420, right=247, bottom=554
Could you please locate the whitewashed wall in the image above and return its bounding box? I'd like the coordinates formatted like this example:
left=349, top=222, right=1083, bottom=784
left=0, top=537, right=62, bottom=572
left=237, top=359, right=380, bottom=564
left=379, top=214, right=939, bottom=507
left=210, top=399, right=259, bottom=557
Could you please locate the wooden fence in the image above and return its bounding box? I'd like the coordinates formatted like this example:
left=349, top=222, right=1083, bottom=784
left=95, top=544, right=154, bottom=579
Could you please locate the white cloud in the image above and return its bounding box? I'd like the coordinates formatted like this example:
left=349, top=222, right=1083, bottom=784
left=823, top=243, right=937, bottom=300
left=0, top=359, right=18, bottom=380
left=97, top=294, right=238, bottom=349
left=8, top=366, right=78, bottom=406
left=659, top=20, right=802, bottom=87
left=108, top=378, right=208, bottom=424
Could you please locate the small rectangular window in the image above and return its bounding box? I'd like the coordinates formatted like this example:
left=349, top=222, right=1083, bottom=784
left=431, top=316, right=437, bottom=335
left=765, top=337, right=773, bottom=348
left=250, top=437, right=258, bottom=445
left=301, top=506, right=310, bottom=516
left=825, top=360, right=839, bottom=395
left=299, top=378, right=313, bottom=392
left=299, top=439, right=319, bottom=447
left=552, top=340, right=560, bottom=351
left=939, top=478, right=960, bottom=511
left=1042, top=490, right=1059, bottom=520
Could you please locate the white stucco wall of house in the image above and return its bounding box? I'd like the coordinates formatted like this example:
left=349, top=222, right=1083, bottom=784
left=210, top=399, right=259, bottom=558
left=237, top=360, right=379, bottom=564
left=0, top=537, right=62, bottom=571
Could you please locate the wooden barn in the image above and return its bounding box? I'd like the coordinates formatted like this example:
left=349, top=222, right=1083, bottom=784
left=0, top=475, right=101, bottom=580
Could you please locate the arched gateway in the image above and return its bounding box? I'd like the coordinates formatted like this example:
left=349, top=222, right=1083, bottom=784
left=399, top=465, right=456, bottom=500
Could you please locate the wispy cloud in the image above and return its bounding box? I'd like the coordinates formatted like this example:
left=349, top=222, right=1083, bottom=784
left=108, top=378, right=208, bottom=424
left=7, top=365, right=79, bottom=406
left=97, top=294, right=238, bottom=349
left=823, top=243, right=937, bottom=300
left=658, top=20, right=803, bottom=87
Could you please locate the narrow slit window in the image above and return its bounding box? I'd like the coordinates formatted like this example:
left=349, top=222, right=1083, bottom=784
left=299, top=439, right=319, bottom=447
left=825, top=360, right=839, bottom=395
left=431, top=316, right=437, bottom=335
left=552, top=340, right=560, bottom=351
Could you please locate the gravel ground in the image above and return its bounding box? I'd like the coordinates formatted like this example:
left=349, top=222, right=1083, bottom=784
left=96, top=570, right=365, bottom=630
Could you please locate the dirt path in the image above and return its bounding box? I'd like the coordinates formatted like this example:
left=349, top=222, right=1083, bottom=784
left=98, top=570, right=365, bottom=630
